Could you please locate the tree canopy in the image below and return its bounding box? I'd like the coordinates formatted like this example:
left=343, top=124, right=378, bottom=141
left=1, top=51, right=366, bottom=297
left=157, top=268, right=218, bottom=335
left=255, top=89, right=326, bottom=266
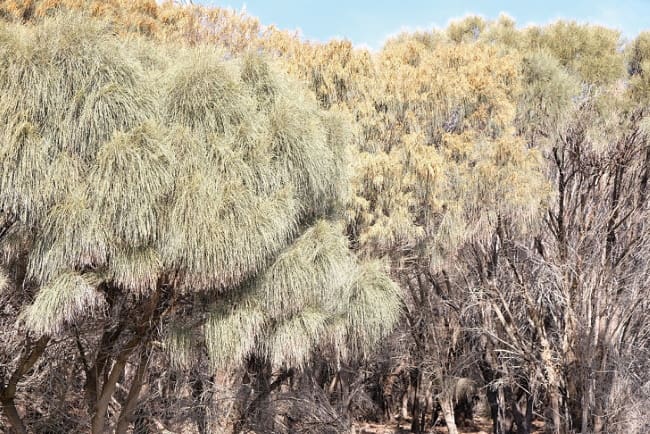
left=0, top=12, right=400, bottom=433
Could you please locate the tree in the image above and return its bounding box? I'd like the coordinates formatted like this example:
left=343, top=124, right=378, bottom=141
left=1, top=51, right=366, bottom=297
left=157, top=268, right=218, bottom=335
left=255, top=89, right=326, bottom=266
left=337, top=26, right=548, bottom=433
left=0, top=14, right=400, bottom=433
left=470, top=21, right=650, bottom=434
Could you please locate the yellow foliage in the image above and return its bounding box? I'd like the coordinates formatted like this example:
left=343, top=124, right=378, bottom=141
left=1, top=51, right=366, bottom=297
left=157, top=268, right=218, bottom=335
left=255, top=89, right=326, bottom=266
left=9, top=0, right=633, bottom=274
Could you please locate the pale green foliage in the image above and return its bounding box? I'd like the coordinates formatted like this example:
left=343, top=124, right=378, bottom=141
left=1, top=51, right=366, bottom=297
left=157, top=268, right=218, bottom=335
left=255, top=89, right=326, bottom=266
left=21, top=272, right=105, bottom=335
left=628, top=31, right=650, bottom=76
left=28, top=189, right=109, bottom=285
left=204, top=221, right=402, bottom=370
left=164, top=47, right=253, bottom=136
left=639, top=116, right=650, bottom=137
left=346, top=261, right=401, bottom=355
left=0, top=118, right=52, bottom=224
left=253, top=221, right=354, bottom=318
left=266, top=307, right=329, bottom=367
left=110, top=247, right=162, bottom=295
left=517, top=51, right=580, bottom=142
left=482, top=14, right=520, bottom=48
left=0, top=17, right=154, bottom=161
left=628, top=32, right=650, bottom=102
left=0, top=13, right=400, bottom=371
left=157, top=49, right=349, bottom=291
left=205, top=300, right=266, bottom=369
left=447, top=16, right=486, bottom=43
left=163, top=326, right=196, bottom=370
left=160, top=181, right=300, bottom=290
left=90, top=123, right=173, bottom=245
left=524, top=21, right=625, bottom=85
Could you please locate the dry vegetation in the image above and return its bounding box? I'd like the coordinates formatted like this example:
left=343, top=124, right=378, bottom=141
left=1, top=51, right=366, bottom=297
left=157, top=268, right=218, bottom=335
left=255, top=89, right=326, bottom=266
left=0, top=1, right=650, bottom=434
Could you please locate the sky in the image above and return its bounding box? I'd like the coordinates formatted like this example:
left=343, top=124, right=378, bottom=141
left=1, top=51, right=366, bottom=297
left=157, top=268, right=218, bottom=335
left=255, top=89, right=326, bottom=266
left=200, top=0, right=650, bottom=49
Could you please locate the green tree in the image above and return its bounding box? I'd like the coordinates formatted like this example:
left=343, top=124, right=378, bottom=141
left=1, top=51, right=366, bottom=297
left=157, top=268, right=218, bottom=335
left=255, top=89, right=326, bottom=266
left=0, top=14, right=400, bottom=433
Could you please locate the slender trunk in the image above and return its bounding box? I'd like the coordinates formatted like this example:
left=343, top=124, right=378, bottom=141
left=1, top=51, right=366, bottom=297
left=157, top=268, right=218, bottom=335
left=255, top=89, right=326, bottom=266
left=84, top=298, right=127, bottom=414
left=497, top=386, right=513, bottom=434
left=486, top=386, right=500, bottom=434
left=91, top=356, right=128, bottom=434
left=115, top=350, right=148, bottom=434
left=420, top=393, right=430, bottom=432
left=328, top=371, right=339, bottom=395
left=581, top=376, right=593, bottom=434
left=90, top=328, right=147, bottom=434
left=401, top=385, right=410, bottom=420
left=0, top=396, right=27, bottom=434
left=410, top=369, right=421, bottom=433
left=90, top=290, right=164, bottom=432
left=593, top=414, right=605, bottom=434
left=547, top=387, right=564, bottom=434
left=524, top=394, right=533, bottom=434
left=190, top=369, right=212, bottom=434
left=540, top=332, right=564, bottom=434
left=513, top=392, right=534, bottom=434
left=0, top=335, right=49, bottom=434
left=233, top=361, right=292, bottom=433
left=440, top=396, right=459, bottom=434
left=554, top=147, right=567, bottom=261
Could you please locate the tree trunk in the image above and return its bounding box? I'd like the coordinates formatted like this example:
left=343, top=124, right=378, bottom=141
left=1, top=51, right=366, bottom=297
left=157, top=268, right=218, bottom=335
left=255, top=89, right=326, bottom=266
left=0, top=396, right=27, bottom=434
left=91, top=290, right=164, bottom=433
left=580, top=375, right=593, bottom=434
left=440, top=395, right=459, bottom=434
left=401, top=386, right=410, bottom=420
left=0, top=335, right=49, bottom=434
left=115, top=350, right=148, bottom=434
left=593, top=414, right=605, bottom=434
left=497, top=386, right=513, bottom=434
left=190, top=369, right=211, bottom=434
left=547, top=387, right=564, bottom=434
left=513, top=392, right=534, bottom=434
left=91, top=357, right=128, bottom=434
left=410, top=370, right=422, bottom=433
left=486, top=386, right=500, bottom=434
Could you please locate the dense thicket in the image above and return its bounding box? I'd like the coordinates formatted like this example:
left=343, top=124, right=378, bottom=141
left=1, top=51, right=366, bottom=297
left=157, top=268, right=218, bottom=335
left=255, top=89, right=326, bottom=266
left=1, top=2, right=649, bottom=434
left=0, top=11, right=400, bottom=434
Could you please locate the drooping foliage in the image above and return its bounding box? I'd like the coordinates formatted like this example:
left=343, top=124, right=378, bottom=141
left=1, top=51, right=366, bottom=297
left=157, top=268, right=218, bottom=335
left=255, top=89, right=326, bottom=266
left=0, top=12, right=400, bottom=433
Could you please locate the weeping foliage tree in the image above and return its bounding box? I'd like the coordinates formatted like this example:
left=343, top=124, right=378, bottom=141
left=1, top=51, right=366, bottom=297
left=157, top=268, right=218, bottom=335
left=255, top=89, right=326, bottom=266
left=0, top=14, right=400, bottom=433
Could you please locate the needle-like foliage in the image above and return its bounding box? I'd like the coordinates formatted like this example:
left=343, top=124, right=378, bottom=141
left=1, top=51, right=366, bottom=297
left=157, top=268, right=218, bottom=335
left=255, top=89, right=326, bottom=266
left=204, top=221, right=401, bottom=370
left=0, top=12, right=400, bottom=386
left=21, top=271, right=105, bottom=335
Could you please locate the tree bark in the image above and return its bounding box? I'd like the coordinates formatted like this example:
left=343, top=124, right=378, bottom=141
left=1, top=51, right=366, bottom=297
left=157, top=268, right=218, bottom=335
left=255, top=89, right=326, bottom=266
left=580, top=375, right=593, bottom=434
left=547, top=387, right=564, bottom=434
left=513, top=391, right=534, bottom=434
left=115, top=349, right=149, bottom=434
left=90, top=290, right=166, bottom=433
left=440, top=395, right=459, bottom=434
left=410, top=369, right=422, bottom=433
left=0, top=335, right=49, bottom=434
left=91, top=356, right=128, bottom=434
left=0, top=395, right=28, bottom=434
left=497, top=386, right=513, bottom=434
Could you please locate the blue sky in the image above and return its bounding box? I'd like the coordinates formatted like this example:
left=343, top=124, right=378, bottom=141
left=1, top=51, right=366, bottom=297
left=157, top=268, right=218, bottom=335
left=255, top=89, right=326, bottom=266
left=200, top=0, right=649, bottom=49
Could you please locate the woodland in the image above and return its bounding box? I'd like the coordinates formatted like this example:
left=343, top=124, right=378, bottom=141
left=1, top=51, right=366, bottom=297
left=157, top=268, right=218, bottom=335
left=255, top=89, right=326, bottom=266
left=0, top=1, right=649, bottom=434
